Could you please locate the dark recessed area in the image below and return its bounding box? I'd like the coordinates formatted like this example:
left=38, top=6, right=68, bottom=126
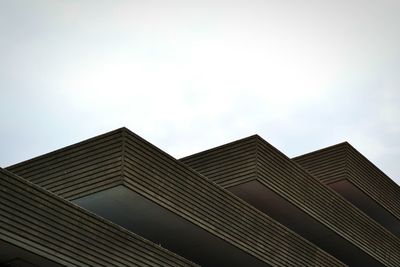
left=228, top=180, right=383, bottom=267
left=74, top=185, right=269, bottom=267
left=329, top=179, right=400, bottom=237
left=0, top=240, right=62, bottom=267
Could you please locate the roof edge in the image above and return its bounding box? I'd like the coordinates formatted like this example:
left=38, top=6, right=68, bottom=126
left=292, top=141, right=350, bottom=160
left=180, top=134, right=260, bottom=161
left=6, top=127, right=126, bottom=170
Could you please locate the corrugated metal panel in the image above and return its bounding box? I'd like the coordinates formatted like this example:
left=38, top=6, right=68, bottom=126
left=0, top=168, right=199, bottom=267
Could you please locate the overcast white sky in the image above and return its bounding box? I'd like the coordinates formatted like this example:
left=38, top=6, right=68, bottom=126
left=1, top=0, right=399, bottom=184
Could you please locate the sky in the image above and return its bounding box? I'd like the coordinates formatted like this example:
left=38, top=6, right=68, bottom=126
left=0, top=0, right=399, bottom=184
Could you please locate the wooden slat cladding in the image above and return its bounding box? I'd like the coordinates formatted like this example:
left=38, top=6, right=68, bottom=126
left=6, top=129, right=125, bottom=199
left=294, top=142, right=400, bottom=222
left=122, top=130, right=346, bottom=267
left=255, top=138, right=400, bottom=267
left=4, top=128, right=345, bottom=266
left=0, top=168, right=199, bottom=267
left=184, top=136, right=400, bottom=266
left=346, top=145, right=400, bottom=221
left=180, top=136, right=258, bottom=188
left=292, top=143, right=348, bottom=185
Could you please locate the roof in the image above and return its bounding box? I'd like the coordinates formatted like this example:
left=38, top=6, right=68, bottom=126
left=181, top=135, right=400, bottom=267
left=0, top=167, right=199, bottom=267
left=293, top=142, right=400, bottom=236
left=5, top=128, right=346, bottom=267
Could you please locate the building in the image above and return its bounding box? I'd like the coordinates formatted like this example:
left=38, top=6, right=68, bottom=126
left=1, top=127, right=399, bottom=267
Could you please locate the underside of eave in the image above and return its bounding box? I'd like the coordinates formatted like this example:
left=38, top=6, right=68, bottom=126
left=117, top=130, right=347, bottom=267
left=250, top=136, right=400, bottom=267
left=0, top=168, right=199, bottom=267
left=344, top=142, right=400, bottom=221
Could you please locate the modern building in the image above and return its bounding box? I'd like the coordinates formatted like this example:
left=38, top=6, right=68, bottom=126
left=1, top=127, right=399, bottom=266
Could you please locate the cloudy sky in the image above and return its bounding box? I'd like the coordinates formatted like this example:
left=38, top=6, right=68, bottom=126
left=1, top=0, right=399, bottom=184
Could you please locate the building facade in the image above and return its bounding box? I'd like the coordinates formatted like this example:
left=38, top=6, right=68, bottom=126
left=1, top=127, right=399, bottom=266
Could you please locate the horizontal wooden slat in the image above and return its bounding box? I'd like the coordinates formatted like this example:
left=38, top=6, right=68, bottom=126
left=346, top=145, right=400, bottom=220
left=122, top=130, right=346, bottom=267
left=4, top=128, right=346, bottom=267
left=256, top=139, right=400, bottom=266
left=292, top=143, right=348, bottom=184
left=0, top=168, right=199, bottom=267
left=183, top=136, right=400, bottom=267
left=6, top=129, right=125, bottom=199
left=294, top=142, right=400, bottom=232
left=181, top=136, right=258, bottom=188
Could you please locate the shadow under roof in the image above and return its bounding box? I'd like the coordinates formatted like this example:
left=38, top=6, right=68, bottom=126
left=0, top=168, right=198, bottom=267
left=181, top=135, right=400, bottom=267
left=293, top=142, right=400, bottom=238
left=5, top=128, right=345, bottom=267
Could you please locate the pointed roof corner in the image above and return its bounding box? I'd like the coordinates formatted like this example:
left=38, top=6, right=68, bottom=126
left=6, top=128, right=127, bottom=199
left=291, top=141, right=350, bottom=184
left=293, top=139, right=400, bottom=232
left=180, top=135, right=259, bottom=187
left=3, top=129, right=400, bottom=266
left=179, top=134, right=400, bottom=266
left=292, top=141, right=349, bottom=161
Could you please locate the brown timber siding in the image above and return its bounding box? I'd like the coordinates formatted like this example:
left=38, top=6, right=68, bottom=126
left=0, top=168, right=199, bottom=267
left=182, top=136, right=400, bottom=267
left=293, top=142, right=400, bottom=225
left=180, top=135, right=258, bottom=188
left=7, top=129, right=124, bottom=200
left=6, top=128, right=346, bottom=267
left=121, top=129, right=346, bottom=267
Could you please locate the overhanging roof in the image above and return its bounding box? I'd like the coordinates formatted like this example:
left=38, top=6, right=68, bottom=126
left=0, top=168, right=198, bottom=267
left=181, top=135, right=400, bottom=267
left=6, top=128, right=345, bottom=267
left=293, top=142, right=400, bottom=237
